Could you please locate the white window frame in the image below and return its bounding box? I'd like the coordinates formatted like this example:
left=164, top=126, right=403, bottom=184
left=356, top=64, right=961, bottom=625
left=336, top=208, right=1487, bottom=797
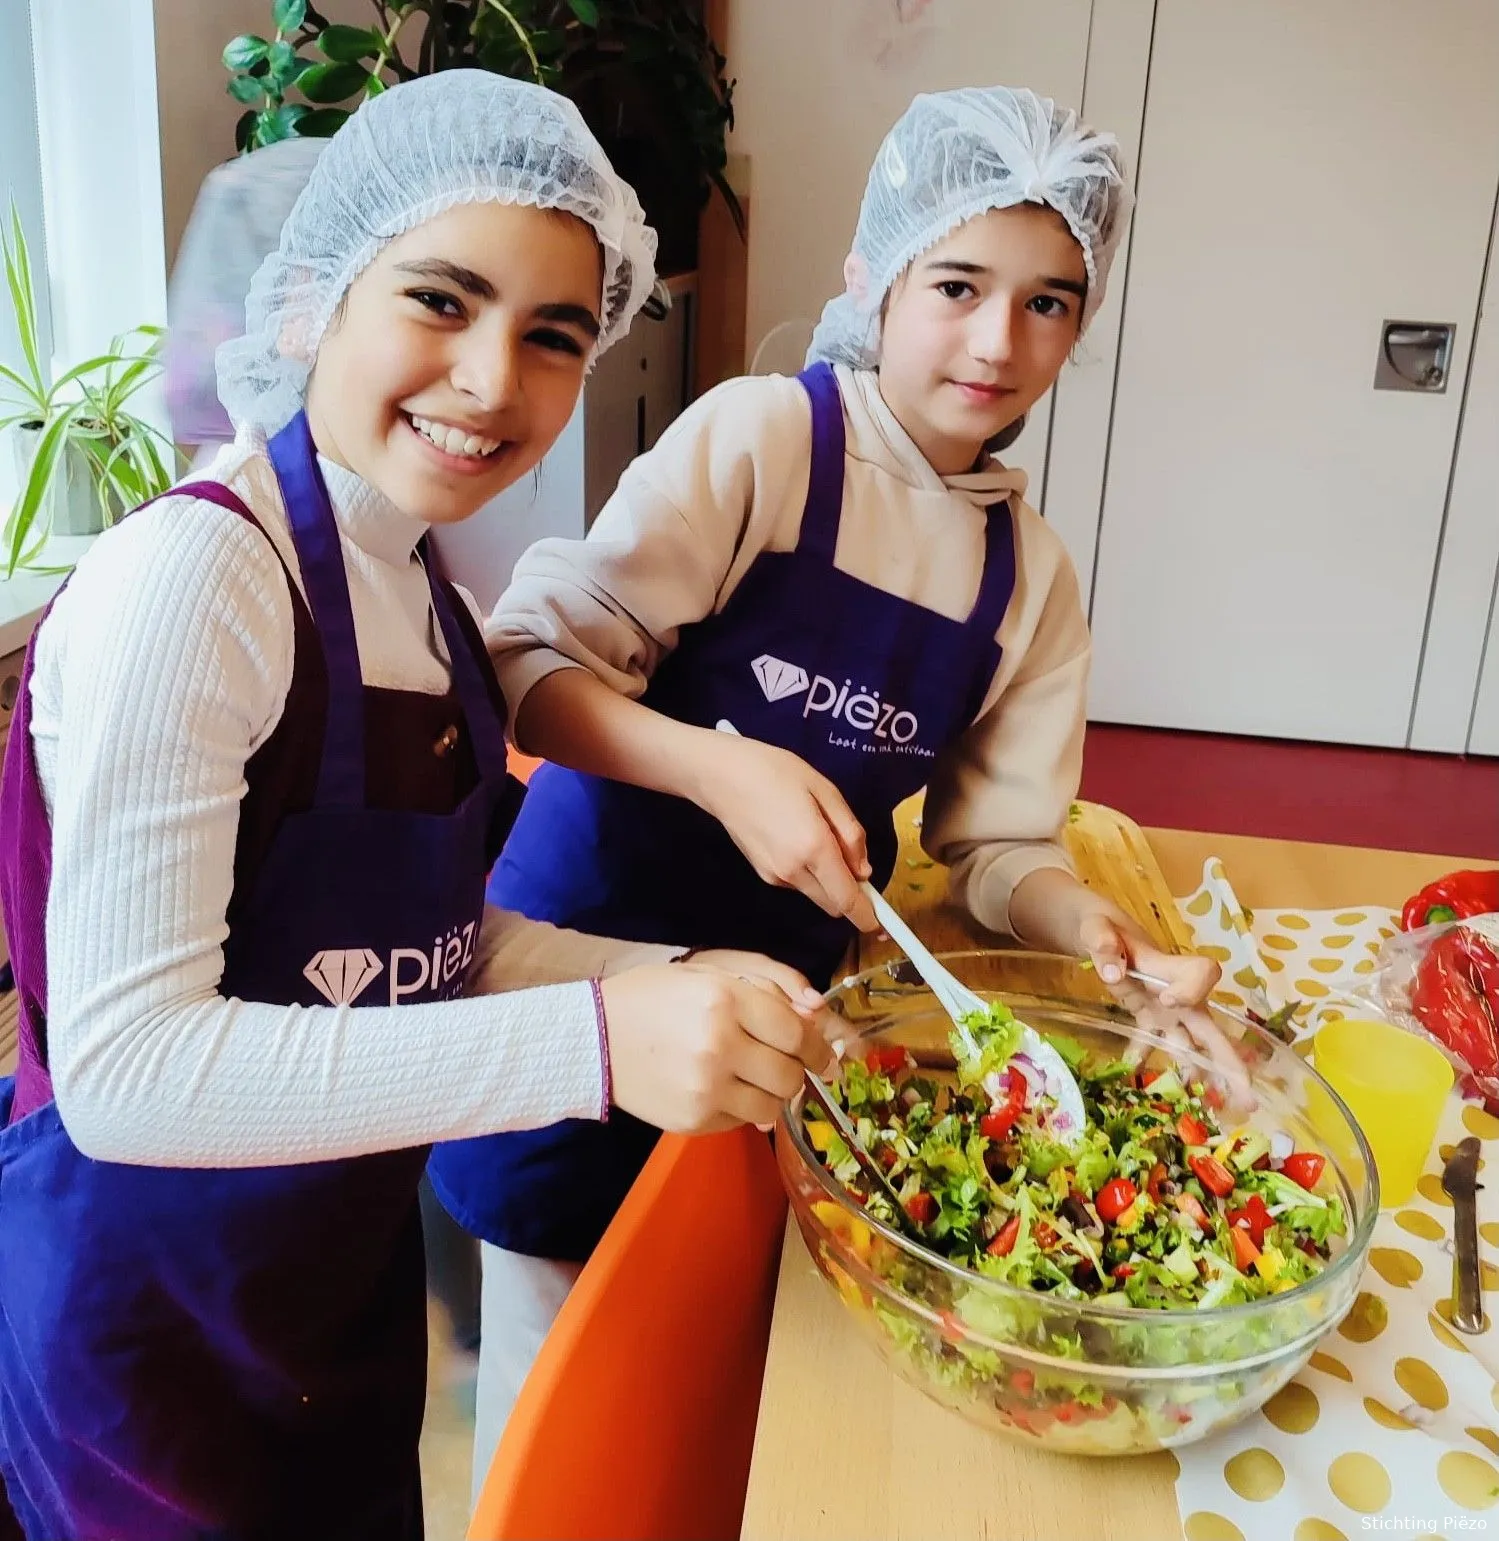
left=1, top=0, right=171, bottom=516
left=0, top=0, right=53, bottom=509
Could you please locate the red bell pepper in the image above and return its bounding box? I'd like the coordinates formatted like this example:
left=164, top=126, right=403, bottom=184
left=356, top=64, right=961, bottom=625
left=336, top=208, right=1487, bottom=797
left=864, top=1045, right=910, bottom=1076
left=1409, top=916, right=1499, bottom=1088
left=979, top=1067, right=1027, bottom=1141
left=1189, top=1154, right=1237, bottom=1198
left=904, top=1190, right=938, bottom=1227
left=1401, top=869, right=1499, bottom=931
left=987, top=1215, right=1022, bottom=1256
left=1226, top=1193, right=1274, bottom=1249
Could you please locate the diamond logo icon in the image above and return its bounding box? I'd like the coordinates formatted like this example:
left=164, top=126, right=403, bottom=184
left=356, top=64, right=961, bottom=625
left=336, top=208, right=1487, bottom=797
left=751, top=654, right=809, bottom=703
left=304, top=948, right=384, bottom=1006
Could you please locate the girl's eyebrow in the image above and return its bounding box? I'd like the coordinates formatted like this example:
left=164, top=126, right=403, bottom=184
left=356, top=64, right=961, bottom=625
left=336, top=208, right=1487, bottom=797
left=394, top=258, right=496, bottom=300
left=393, top=260, right=600, bottom=336
left=536, top=302, right=601, bottom=340
left=923, top=257, right=1087, bottom=298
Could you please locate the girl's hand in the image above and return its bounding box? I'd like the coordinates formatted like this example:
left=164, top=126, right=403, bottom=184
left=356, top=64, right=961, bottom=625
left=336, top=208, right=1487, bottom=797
left=1078, top=912, right=1251, bottom=1104
left=689, top=734, right=879, bottom=932
left=600, top=963, right=835, bottom=1134
left=1078, top=913, right=1219, bottom=1008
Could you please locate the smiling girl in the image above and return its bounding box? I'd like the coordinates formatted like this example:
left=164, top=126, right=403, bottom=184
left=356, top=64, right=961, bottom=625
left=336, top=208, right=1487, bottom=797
left=0, top=73, right=830, bottom=1540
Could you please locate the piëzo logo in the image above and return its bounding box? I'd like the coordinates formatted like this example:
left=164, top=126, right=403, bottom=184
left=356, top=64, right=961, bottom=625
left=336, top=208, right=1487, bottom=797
left=750, top=653, right=920, bottom=744
left=303, top=920, right=479, bottom=1007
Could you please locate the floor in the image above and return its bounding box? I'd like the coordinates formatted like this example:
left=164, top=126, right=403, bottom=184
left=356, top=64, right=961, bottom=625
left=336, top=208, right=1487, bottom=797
left=421, top=1302, right=478, bottom=1541
left=1079, top=723, right=1499, bottom=859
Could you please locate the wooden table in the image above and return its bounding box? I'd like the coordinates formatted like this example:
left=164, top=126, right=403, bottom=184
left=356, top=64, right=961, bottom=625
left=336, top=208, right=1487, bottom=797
left=740, top=829, right=1486, bottom=1541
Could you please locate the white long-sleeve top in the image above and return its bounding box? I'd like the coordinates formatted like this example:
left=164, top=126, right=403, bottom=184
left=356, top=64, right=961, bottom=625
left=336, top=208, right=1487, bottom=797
left=27, top=435, right=672, bottom=1170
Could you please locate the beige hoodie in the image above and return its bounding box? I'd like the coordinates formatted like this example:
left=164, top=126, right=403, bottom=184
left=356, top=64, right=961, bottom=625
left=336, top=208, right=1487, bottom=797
left=488, top=365, right=1091, bottom=935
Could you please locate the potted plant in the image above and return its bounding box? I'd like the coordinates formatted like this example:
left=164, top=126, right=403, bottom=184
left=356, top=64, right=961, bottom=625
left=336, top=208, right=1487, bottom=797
left=1, top=204, right=178, bottom=578
left=221, top=0, right=742, bottom=274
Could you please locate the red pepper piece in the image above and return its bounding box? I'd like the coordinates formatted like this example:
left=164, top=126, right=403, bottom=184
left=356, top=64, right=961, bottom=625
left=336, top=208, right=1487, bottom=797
left=1190, top=1154, right=1237, bottom=1198
left=1401, top=869, right=1499, bottom=931
left=864, top=1044, right=910, bottom=1076
left=905, top=1191, right=938, bottom=1226
left=987, top=1215, right=1022, bottom=1257
left=979, top=1067, right=1027, bottom=1141
left=1227, top=1192, right=1274, bottom=1249
left=1177, top=1113, right=1210, bottom=1146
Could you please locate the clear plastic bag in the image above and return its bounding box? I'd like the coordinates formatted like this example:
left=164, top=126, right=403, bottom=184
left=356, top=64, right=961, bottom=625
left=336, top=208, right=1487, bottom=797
left=1338, top=917, right=1499, bottom=1110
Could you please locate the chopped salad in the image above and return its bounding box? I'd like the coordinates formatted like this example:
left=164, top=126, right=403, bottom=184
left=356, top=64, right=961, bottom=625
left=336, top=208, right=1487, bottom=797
left=805, top=1000, right=1347, bottom=1311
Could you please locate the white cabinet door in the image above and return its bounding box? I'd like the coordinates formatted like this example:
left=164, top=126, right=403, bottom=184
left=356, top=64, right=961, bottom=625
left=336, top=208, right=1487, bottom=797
left=1088, top=0, right=1499, bottom=745
left=1469, top=620, right=1499, bottom=757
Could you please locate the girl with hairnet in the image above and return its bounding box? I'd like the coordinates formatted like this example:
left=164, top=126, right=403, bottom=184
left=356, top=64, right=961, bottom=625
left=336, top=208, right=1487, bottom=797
left=428, top=85, right=1235, bottom=1463
left=166, top=133, right=493, bottom=1381
left=0, top=72, right=834, bottom=1540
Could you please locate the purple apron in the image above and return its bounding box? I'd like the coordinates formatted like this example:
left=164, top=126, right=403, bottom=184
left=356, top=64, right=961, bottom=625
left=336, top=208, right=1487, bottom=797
left=0, top=412, right=516, bottom=1540
left=427, top=361, right=1017, bottom=1260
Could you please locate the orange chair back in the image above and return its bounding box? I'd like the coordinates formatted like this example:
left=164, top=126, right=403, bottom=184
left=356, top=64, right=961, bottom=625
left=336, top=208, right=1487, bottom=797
left=467, top=1126, right=787, bottom=1541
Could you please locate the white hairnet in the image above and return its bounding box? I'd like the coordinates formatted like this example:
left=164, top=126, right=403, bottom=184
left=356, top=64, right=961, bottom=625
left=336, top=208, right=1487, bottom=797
left=807, top=86, right=1131, bottom=371
left=166, top=138, right=327, bottom=445
left=217, top=71, right=658, bottom=435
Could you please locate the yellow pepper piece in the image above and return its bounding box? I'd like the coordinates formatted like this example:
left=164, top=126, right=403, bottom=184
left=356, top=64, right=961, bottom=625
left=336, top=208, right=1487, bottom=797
left=1212, top=1126, right=1252, bottom=1160
left=811, top=1200, right=847, bottom=1234
left=1270, top=1277, right=1297, bottom=1294
left=807, top=1120, right=836, bottom=1153
left=1254, top=1246, right=1285, bottom=1283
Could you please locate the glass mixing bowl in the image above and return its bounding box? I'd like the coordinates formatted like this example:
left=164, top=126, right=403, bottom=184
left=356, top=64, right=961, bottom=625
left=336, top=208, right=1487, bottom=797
left=776, top=951, right=1377, bottom=1455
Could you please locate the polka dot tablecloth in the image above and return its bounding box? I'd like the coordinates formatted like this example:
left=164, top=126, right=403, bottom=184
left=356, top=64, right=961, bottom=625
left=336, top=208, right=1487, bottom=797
left=1172, top=860, right=1499, bottom=1541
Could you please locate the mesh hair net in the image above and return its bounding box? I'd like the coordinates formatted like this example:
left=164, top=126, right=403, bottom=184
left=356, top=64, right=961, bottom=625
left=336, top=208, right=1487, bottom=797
left=217, top=70, right=658, bottom=435
left=807, top=86, right=1131, bottom=371
left=166, top=138, right=326, bottom=445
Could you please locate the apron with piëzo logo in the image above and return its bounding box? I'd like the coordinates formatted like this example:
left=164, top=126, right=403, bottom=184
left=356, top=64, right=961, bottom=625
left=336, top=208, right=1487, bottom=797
left=428, top=361, right=1017, bottom=1262
left=0, top=411, right=520, bottom=1539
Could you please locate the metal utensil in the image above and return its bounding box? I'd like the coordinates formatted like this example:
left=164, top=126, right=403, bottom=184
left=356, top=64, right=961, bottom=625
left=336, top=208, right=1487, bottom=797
left=1441, top=1136, right=1487, bottom=1334
left=1125, top=967, right=1265, bottom=1037
left=800, top=1068, right=922, bottom=1241
left=860, top=882, right=1087, bottom=1142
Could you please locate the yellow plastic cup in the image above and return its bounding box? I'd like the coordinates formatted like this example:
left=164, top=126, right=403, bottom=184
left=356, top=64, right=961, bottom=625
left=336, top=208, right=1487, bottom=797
left=1313, top=1017, right=1453, bottom=1207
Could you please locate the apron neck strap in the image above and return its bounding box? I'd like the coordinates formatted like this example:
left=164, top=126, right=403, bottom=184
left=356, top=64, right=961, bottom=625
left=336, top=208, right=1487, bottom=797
left=419, top=540, right=508, bottom=782
left=267, top=412, right=366, bottom=808
left=968, top=500, right=1017, bottom=637
left=793, top=362, right=846, bottom=563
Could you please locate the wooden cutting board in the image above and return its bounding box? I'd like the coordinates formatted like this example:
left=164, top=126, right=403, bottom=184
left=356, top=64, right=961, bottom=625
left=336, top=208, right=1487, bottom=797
left=856, top=793, right=1197, bottom=971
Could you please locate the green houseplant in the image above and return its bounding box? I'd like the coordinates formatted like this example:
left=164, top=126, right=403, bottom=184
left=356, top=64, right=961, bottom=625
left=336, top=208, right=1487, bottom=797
left=222, top=0, right=741, bottom=273
left=1, top=204, right=178, bottom=577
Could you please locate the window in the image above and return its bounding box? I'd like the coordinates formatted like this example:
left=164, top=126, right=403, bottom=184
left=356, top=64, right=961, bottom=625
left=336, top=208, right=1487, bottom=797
left=0, top=1, right=51, bottom=508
